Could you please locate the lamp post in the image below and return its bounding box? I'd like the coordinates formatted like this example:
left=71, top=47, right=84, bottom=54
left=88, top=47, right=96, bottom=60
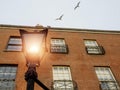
left=20, top=28, right=49, bottom=90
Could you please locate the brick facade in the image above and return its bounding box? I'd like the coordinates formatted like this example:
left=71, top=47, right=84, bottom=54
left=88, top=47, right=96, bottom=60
left=0, top=25, right=120, bottom=90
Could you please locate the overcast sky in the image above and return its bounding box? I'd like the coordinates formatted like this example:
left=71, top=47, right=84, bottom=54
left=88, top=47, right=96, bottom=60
left=0, top=0, right=120, bottom=31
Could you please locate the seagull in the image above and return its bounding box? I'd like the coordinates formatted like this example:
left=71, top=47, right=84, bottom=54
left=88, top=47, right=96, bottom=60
left=55, top=14, right=64, bottom=20
left=74, top=1, right=80, bottom=10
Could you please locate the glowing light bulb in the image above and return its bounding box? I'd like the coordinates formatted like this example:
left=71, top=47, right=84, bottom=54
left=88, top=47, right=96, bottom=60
left=28, top=44, right=40, bottom=54
left=30, top=46, right=38, bottom=53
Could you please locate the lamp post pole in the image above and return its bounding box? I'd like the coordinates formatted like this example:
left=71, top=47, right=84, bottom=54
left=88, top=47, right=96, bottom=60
left=25, top=64, right=49, bottom=90
left=25, top=64, right=37, bottom=90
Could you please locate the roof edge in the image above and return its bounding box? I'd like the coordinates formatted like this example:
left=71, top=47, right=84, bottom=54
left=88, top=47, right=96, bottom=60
left=0, top=24, right=120, bottom=34
left=50, top=26, right=120, bottom=33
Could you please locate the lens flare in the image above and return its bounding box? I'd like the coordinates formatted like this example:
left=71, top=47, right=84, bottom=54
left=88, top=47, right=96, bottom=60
left=26, top=42, right=41, bottom=54
left=29, top=45, right=39, bottom=53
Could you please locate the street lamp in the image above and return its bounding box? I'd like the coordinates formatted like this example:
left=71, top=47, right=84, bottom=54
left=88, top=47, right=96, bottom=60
left=20, top=28, right=49, bottom=90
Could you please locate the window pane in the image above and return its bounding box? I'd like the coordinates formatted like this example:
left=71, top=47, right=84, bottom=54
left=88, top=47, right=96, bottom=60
left=84, top=40, right=104, bottom=54
left=51, top=39, right=65, bottom=45
left=9, top=73, right=16, bottom=79
left=11, top=67, right=17, bottom=73
left=7, top=45, right=22, bottom=51
left=87, top=47, right=101, bottom=54
left=53, top=66, right=73, bottom=89
left=0, top=67, right=5, bottom=73
left=95, top=67, right=114, bottom=81
left=8, top=38, right=22, bottom=44
left=53, top=66, right=72, bottom=80
left=53, top=80, right=74, bottom=90
left=84, top=40, right=98, bottom=46
left=7, top=36, right=22, bottom=51
left=51, top=39, right=68, bottom=53
left=0, top=65, right=17, bottom=90
left=101, top=81, right=119, bottom=90
left=95, top=67, right=120, bottom=90
left=51, top=46, right=67, bottom=53
left=5, top=67, right=11, bottom=73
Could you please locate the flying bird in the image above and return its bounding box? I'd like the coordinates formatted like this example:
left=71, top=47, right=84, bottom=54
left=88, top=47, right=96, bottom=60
left=74, top=1, right=80, bottom=10
left=55, top=14, right=64, bottom=20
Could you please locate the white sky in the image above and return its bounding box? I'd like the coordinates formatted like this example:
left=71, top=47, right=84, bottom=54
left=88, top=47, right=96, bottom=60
left=0, top=0, right=120, bottom=31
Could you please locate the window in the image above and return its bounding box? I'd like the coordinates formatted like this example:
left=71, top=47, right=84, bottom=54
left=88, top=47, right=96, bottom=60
left=52, top=66, right=74, bottom=90
left=84, top=40, right=105, bottom=55
left=95, top=67, right=120, bottom=90
left=50, top=38, right=68, bottom=53
left=0, top=65, right=17, bottom=90
left=6, top=36, right=22, bottom=51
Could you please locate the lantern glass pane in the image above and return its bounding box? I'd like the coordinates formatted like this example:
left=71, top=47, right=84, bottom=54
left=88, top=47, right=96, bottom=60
left=23, top=33, right=44, bottom=54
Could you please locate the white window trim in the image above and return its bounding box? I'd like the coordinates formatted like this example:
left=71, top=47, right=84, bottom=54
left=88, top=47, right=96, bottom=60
left=52, top=66, right=74, bottom=89
left=6, top=36, right=22, bottom=51
left=95, top=67, right=120, bottom=90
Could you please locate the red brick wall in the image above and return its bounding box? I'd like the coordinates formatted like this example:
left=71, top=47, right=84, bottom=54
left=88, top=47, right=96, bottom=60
left=0, top=27, right=120, bottom=90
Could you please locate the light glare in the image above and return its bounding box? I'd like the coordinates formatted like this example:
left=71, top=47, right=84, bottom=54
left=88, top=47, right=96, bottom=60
left=29, top=45, right=39, bottom=53
left=26, top=42, right=41, bottom=54
left=23, top=34, right=44, bottom=54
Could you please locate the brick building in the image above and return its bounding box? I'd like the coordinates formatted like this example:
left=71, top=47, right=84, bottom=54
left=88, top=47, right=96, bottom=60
left=0, top=24, right=120, bottom=90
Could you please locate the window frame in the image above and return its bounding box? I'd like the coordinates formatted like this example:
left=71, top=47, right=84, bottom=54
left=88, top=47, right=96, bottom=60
left=95, top=66, right=120, bottom=90
left=50, top=38, right=68, bottom=54
left=84, top=39, right=105, bottom=55
left=5, top=36, right=22, bottom=52
left=0, top=64, right=18, bottom=90
left=52, top=65, right=74, bottom=90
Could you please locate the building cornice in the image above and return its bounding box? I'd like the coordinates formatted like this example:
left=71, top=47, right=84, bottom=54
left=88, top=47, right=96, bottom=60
left=50, top=27, right=120, bottom=35
left=0, top=24, right=46, bottom=31
left=0, top=24, right=120, bottom=34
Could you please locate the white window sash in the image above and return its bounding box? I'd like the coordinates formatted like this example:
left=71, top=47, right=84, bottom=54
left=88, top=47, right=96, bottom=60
left=84, top=40, right=98, bottom=47
left=9, top=38, right=22, bottom=44
left=95, top=67, right=120, bottom=90
left=53, top=66, right=74, bottom=89
left=51, top=39, right=65, bottom=46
